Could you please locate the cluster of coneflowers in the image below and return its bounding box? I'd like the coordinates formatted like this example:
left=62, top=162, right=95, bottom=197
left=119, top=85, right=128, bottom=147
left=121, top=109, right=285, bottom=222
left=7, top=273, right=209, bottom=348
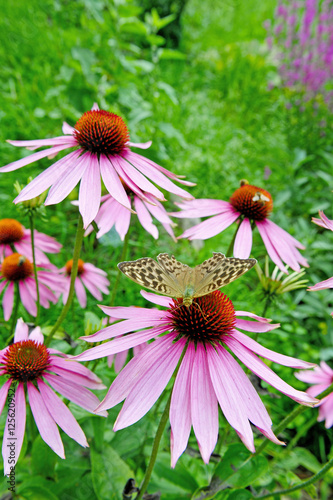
left=0, top=104, right=332, bottom=492
left=266, top=0, right=333, bottom=110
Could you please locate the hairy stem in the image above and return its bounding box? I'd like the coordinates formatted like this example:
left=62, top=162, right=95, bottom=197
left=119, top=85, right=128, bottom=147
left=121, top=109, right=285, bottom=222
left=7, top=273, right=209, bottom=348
left=45, top=214, right=84, bottom=347
left=29, top=214, right=40, bottom=325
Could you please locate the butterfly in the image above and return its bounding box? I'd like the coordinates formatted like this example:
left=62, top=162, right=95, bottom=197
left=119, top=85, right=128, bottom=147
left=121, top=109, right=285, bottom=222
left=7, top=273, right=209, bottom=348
left=118, top=252, right=256, bottom=307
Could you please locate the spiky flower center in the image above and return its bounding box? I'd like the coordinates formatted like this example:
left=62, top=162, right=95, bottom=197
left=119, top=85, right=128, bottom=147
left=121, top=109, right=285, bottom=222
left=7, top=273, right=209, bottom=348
left=2, top=340, right=50, bottom=382
left=65, top=258, right=85, bottom=276
left=230, top=184, right=273, bottom=221
left=0, top=219, right=24, bottom=244
left=74, top=110, right=129, bottom=155
left=169, top=291, right=236, bottom=344
left=1, top=254, right=33, bottom=281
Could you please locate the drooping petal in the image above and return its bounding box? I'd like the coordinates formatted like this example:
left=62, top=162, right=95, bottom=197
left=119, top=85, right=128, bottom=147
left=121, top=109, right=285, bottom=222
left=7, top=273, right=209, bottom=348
left=114, top=338, right=186, bottom=430
left=43, top=373, right=107, bottom=417
left=308, top=277, right=333, bottom=291
left=140, top=290, right=173, bottom=308
left=8, top=136, right=75, bottom=149
left=127, top=141, right=152, bottom=149
left=225, top=338, right=317, bottom=406
left=27, top=382, right=65, bottom=458
left=99, top=302, right=165, bottom=319
left=80, top=316, right=163, bottom=342
left=0, top=380, right=12, bottom=417
left=180, top=210, right=239, bottom=240
left=79, top=153, right=101, bottom=228
left=3, top=282, right=14, bottom=321
left=170, top=343, right=194, bottom=468
left=37, top=380, right=88, bottom=447
left=75, top=326, right=165, bottom=361
left=235, top=310, right=272, bottom=322
left=233, top=218, right=253, bottom=258
left=0, top=144, right=74, bottom=173
left=2, top=383, right=26, bottom=475
left=74, top=278, right=87, bottom=308
left=191, top=344, right=219, bottom=463
left=100, top=154, right=133, bottom=210
left=172, top=199, right=231, bottom=218
left=206, top=344, right=255, bottom=452
left=134, top=196, right=159, bottom=239
left=19, top=280, right=37, bottom=316
left=235, top=319, right=279, bottom=333
left=14, top=150, right=82, bottom=203
left=256, top=221, right=288, bottom=273
left=230, top=330, right=316, bottom=368
left=45, top=152, right=90, bottom=205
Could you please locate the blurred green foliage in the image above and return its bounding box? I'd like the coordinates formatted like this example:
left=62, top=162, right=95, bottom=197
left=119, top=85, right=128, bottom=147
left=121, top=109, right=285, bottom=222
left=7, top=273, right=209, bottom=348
left=0, top=0, right=333, bottom=498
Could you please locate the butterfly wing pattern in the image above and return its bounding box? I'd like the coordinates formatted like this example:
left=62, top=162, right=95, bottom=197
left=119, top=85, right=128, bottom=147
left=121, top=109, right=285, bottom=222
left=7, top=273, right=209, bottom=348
left=118, top=252, right=256, bottom=303
left=193, top=252, right=256, bottom=297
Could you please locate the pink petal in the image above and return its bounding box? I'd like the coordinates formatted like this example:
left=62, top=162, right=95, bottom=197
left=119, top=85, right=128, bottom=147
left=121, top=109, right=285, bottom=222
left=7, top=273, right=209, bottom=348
left=99, top=303, right=164, bottom=319
left=191, top=344, right=219, bottom=463
left=134, top=196, right=159, bottom=239
left=37, top=380, right=88, bottom=447
left=0, top=144, right=73, bottom=173
left=19, top=280, right=37, bottom=316
left=3, top=282, right=14, bottom=321
left=170, top=343, right=194, bottom=467
left=226, top=338, right=317, bottom=406
left=29, top=326, right=44, bottom=344
left=75, top=327, right=164, bottom=361
left=15, top=150, right=82, bottom=203
left=114, top=350, right=129, bottom=373
left=74, top=278, right=87, bottom=308
left=140, top=290, right=173, bottom=307
left=233, top=218, right=253, bottom=258
left=126, top=151, right=193, bottom=200
left=79, top=153, right=101, bottom=228
left=128, top=141, right=152, bottom=149
left=96, top=335, right=175, bottom=412
left=235, top=311, right=272, bottom=322
left=44, top=373, right=107, bottom=417
left=256, top=221, right=288, bottom=273
left=45, top=152, right=89, bottom=205
left=81, top=316, right=162, bottom=342
left=62, top=122, right=74, bottom=134
left=49, top=357, right=105, bottom=389
left=235, top=319, right=279, bottom=333
left=0, top=380, right=12, bottom=417
left=230, top=330, right=316, bottom=368
left=180, top=210, right=239, bottom=240
left=80, top=275, right=103, bottom=300
left=114, top=338, right=186, bottom=430
left=14, top=318, right=29, bottom=343
left=27, top=382, right=65, bottom=458
left=8, top=136, right=75, bottom=148
left=115, top=203, right=131, bottom=240
left=172, top=199, right=231, bottom=218
left=308, top=276, right=333, bottom=291
left=2, top=383, right=26, bottom=475
left=206, top=344, right=255, bottom=452
left=265, top=219, right=305, bottom=250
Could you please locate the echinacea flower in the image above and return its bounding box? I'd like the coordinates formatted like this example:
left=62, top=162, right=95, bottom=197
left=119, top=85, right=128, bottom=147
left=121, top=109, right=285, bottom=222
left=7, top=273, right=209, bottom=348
left=295, top=361, right=333, bottom=428
left=60, top=259, right=110, bottom=308
left=0, top=253, right=65, bottom=320
left=0, top=218, right=62, bottom=264
left=172, top=181, right=308, bottom=273
left=85, top=192, right=176, bottom=241
left=75, top=290, right=317, bottom=466
left=0, top=104, right=194, bottom=228
left=308, top=211, right=333, bottom=309
left=0, top=319, right=107, bottom=475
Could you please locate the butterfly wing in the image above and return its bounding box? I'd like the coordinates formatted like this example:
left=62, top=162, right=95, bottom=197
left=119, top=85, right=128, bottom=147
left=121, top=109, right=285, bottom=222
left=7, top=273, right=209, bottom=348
left=193, top=252, right=256, bottom=297
left=118, top=257, right=184, bottom=297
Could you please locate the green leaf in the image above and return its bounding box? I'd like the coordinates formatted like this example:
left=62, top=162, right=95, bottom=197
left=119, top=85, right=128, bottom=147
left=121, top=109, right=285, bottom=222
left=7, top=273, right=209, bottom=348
left=158, top=48, right=187, bottom=60
left=90, top=443, right=135, bottom=500
left=119, top=20, right=148, bottom=36
left=215, top=444, right=268, bottom=488
left=227, top=490, right=253, bottom=500
left=31, top=436, right=58, bottom=478
left=17, top=477, right=59, bottom=500
left=84, top=311, right=104, bottom=336
left=154, top=460, right=199, bottom=491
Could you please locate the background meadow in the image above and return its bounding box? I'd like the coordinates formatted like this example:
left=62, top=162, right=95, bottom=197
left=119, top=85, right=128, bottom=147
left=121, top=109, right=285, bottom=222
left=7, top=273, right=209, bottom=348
left=0, top=0, right=333, bottom=498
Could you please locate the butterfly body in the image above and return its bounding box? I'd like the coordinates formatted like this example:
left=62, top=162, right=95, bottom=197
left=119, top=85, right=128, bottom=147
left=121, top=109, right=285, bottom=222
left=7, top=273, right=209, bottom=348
left=118, top=252, right=256, bottom=305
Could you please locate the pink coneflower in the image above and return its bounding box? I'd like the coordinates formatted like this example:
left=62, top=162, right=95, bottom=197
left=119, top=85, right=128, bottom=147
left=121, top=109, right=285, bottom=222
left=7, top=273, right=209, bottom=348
left=0, top=218, right=62, bottom=264
left=0, top=253, right=65, bottom=320
left=75, top=290, right=317, bottom=466
left=0, top=319, right=106, bottom=475
left=295, top=361, right=333, bottom=428
left=308, top=211, right=333, bottom=309
left=0, top=104, right=194, bottom=229
left=60, top=259, right=110, bottom=308
left=85, top=192, right=176, bottom=241
left=172, top=182, right=308, bottom=273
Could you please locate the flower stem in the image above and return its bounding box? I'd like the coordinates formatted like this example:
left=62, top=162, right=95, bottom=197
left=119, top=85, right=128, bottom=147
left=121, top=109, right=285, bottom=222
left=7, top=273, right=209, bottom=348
left=254, top=296, right=272, bottom=342
left=135, top=345, right=188, bottom=500
left=226, top=221, right=241, bottom=257
left=10, top=283, right=20, bottom=335
left=29, top=214, right=40, bottom=325
left=256, top=455, right=333, bottom=498
left=109, top=230, right=130, bottom=308
left=45, top=214, right=84, bottom=347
